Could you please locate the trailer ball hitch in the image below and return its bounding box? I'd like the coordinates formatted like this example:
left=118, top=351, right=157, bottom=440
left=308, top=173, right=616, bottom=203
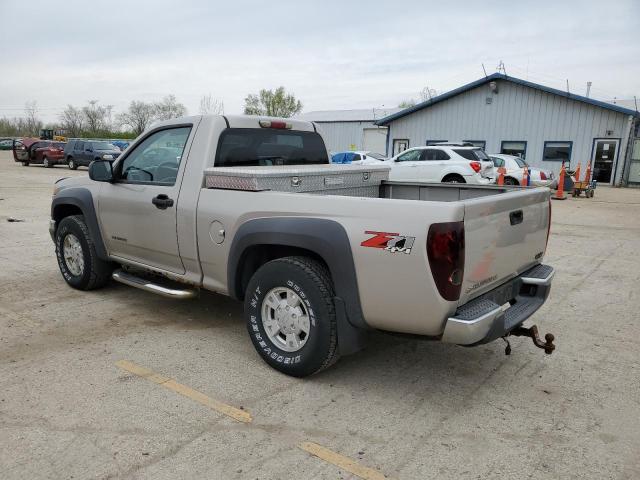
left=503, top=325, right=555, bottom=355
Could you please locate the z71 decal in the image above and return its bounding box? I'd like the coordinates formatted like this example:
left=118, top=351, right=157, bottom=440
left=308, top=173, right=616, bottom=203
left=361, top=231, right=415, bottom=254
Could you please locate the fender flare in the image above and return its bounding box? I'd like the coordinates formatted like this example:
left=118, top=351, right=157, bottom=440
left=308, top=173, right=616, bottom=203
left=228, top=217, right=368, bottom=355
left=51, top=187, right=109, bottom=260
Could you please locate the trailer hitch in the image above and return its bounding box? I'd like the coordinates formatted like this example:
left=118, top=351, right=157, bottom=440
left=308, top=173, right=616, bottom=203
left=503, top=325, right=555, bottom=355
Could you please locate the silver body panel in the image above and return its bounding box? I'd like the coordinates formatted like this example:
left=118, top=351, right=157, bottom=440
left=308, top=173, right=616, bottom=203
left=51, top=114, right=553, bottom=338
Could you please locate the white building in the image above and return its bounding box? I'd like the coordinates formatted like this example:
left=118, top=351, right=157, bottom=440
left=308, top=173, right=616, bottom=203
left=295, top=108, right=401, bottom=155
left=376, top=73, right=640, bottom=186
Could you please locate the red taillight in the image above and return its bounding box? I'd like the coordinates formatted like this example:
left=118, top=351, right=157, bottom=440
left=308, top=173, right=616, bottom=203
left=469, top=161, right=481, bottom=173
left=540, top=171, right=547, bottom=180
left=427, top=221, right=465, bottom=301
left=259, top=120, right=292, bottom=129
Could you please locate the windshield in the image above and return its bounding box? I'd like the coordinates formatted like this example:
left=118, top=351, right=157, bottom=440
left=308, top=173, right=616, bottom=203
left=472, top=149, right=490, bottom=160
left=215, top=128, right=328, bottom=167
left=92, top=142, right=116, bottom=150
left=514, top=158, right=528, bottom=168
left=366, top=152, right=386, bottom=161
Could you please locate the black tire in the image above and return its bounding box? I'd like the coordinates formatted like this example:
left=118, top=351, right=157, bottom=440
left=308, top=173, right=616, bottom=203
left=68, top=157, right=77, bottom=170
left=442, top=174, right=466, bottom=183
left=504, top=177, right=519, bottom=186
left=55, top=215, right=113, bottom=290
left=43, top=156, right=52, bottom=168
left=21, top=161, right=29, bottom=166
left=244, top=256, right=339, bottom=377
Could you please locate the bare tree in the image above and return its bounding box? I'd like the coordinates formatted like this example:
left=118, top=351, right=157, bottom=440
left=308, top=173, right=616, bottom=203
left=82, top=100, right=108, bottom=135
left=419, top=86, right=438, bottom=102
left=199, top=94, right=224, bottom=115
left=117, top=101, right=156, bottom=136
left=58, top=105, right=85, bottom=137
left=24, top=101, right=41, bottom=136
left=244, top=87, right=302, bottom=117
left=154, top=95, right=187, bottom=121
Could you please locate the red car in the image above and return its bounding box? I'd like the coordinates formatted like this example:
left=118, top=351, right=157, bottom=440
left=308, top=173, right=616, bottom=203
left=13, top=138, right=66, bottom=168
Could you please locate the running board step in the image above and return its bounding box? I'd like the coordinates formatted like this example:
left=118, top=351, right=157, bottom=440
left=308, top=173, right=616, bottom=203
left=112, top=269, right=198, bottom=299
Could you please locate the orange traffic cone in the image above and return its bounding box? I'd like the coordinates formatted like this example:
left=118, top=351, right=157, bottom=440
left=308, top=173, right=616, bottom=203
left=584, top=163, right=591, bottom=184
left=574, top=163, right=581, bottom=183
left=552, top=164, right=567, bottom=200
left=523, top=165, right=530, bottom=186
left=497, top=166, right=506, bottom=186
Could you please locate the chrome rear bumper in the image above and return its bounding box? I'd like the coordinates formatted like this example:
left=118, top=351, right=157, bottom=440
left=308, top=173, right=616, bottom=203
left=442, top=264, right=554, bottom=345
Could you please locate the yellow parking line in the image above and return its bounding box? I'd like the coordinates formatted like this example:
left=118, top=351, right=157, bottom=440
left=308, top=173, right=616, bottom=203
left=115, top=360, right=251, bottom=423
left=299, top=442, right=391, bottom=480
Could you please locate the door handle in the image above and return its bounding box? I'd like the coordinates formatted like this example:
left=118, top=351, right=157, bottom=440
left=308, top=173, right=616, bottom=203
left=509, top=209, right=523, bottom=225
left=152, top=194, right=174, bottom=210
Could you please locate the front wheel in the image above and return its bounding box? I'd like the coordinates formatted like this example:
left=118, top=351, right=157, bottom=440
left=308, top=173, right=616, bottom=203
left=244, top=256, right=339, bottom=377
left=55, top=215, right=113, bottom=290
left=43, top=156, right=52, bottom=168
left=21, top=161, right=29, bottom=166
left=68, top=158, right=77, bottom=170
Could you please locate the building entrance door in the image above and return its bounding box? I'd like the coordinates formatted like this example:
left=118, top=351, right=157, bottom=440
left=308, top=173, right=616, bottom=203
left=591, top=139, right=619, bottom=184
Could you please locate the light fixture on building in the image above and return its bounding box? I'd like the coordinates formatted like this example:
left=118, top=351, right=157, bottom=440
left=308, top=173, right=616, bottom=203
left=489, top=81, right=499, bottom=93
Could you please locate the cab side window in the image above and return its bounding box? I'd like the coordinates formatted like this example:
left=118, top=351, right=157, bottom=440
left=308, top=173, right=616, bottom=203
left=119, top=127, right=191, bottom=185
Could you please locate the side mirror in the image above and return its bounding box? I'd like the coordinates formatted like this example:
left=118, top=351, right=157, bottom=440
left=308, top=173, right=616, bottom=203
left=89, top=160, right=114, bottom=182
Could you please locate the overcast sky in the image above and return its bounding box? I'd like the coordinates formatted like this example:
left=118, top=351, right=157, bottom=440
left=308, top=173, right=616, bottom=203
left=1, top=0, right=638, bottom=123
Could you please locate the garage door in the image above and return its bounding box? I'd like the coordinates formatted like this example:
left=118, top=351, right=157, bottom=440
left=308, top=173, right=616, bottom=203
left=362, top=128, right=388, bottom=155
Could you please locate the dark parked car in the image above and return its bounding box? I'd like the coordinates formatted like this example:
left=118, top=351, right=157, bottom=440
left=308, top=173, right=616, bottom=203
left=0, top=138, right=14, bottom=150
left=12, top=138, right=65, bottom=167
left=63, top=140, right=121, bottom=170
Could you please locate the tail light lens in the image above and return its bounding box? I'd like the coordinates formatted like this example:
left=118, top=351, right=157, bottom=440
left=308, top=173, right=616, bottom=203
left=469, top=161, right=481, bottom=173
left=540, top=171, right=547, bottom=180
left=427, top=222, right=465, bottom=301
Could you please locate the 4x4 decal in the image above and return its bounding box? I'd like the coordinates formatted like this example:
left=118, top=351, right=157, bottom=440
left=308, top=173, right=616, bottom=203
left=361, top=231, right=415, bottom=254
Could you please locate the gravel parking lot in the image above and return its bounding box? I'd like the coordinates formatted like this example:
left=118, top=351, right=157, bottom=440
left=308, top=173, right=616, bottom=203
left=1, top=150, right=639, bottom=480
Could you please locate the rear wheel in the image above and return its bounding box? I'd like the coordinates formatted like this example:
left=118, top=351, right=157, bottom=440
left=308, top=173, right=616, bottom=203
left=244, top=256, right=339, bottom=377
left=442, top=174, right=466, bottom=183
left=504, top=177, right=519, bottom=186
left=55, top=215, right=113, bottom=290
left=43, top=156, right=52, bottom=168
left=68, top=157, right=77, bottom=170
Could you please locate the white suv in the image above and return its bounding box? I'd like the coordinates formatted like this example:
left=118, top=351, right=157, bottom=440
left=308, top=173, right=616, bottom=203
left=387, top=144, right=495, bottom=184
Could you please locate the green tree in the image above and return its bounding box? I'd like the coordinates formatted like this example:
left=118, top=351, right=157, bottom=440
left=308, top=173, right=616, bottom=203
left=244, top=87, right=303, bottom=117
left=398, top=99, right=416, bottom=108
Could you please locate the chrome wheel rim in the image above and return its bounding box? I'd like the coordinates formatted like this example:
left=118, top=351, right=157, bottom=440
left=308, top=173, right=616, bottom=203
left=69, top=160, right=74, bottom=169
left=261, top=287, right=310, bottom=352
left=43, top=157, right=49, bottom=167
left=63, top=233, right=84, bottom=276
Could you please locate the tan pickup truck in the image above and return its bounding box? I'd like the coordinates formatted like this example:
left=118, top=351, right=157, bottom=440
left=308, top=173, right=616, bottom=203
left=50, top=115, right=555, bottom=377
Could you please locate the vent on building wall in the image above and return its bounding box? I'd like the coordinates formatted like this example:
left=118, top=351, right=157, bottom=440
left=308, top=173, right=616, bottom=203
left=486, top=97, right=493, bottom=104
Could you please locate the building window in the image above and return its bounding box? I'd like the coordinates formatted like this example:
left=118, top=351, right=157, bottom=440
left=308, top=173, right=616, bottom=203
left=463, top=140, right=486, bottom=149
left=392, top=139, right=409, bottom=156
left=543, top=141, right=572, bottom=162
left=501, top=141, right=527, bottom=158
left=426, top=139, right=447, bottom=145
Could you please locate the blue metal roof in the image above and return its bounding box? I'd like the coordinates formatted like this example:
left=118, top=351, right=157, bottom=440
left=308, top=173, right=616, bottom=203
left=375, top=73, right=639, bottom=125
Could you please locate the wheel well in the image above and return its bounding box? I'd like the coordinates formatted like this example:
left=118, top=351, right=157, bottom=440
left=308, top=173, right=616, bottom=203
left=235, top=244, right=327, bottom=300
left=442, top=173, right=465, bottom=182
left=52, top=204, right=82, bottom=223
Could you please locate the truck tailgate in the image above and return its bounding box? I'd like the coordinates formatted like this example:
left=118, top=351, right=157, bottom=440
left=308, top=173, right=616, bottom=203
left=459, top=187, right=551, bottom=305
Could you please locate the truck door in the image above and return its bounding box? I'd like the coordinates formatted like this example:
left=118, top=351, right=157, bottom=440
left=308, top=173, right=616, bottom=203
left=97, top=126, right=195, bottom=274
